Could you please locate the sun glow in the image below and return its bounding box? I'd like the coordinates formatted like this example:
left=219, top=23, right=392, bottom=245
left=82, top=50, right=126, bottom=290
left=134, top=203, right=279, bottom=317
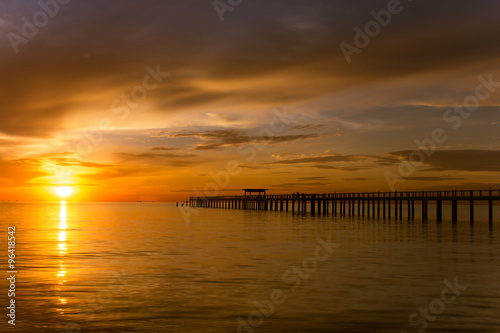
left=55, top=186, right=73, bottom=198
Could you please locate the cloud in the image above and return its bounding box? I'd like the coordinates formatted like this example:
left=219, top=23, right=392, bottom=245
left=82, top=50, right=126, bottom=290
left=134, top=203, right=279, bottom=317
left=170, top=188, right=242, bottom=193
left=9, top=154, right=112, bottom=169
left=264, top=153, right=368, bottom=165
left=239, top=165, right=271, bottom=170
left=373, top=155, right=403, bottom=166
left=292, top=124, right=326, bottom=130
left=78, top=168, right=142, bottom=182
left=119, top=152, right=198, bottom=160
left=267, top=182, right=330, bottom=189
left=2, top=0, right=497, bottom=139
left=388, top=150, right=500, bottom=172
left=401, top=176, right=465, bottom=181
left=151, top=147, right=179, bottom=151
left=42, top=157, right=112, bottom=168
left=0, top=158, right=50, bottom=185
left=1, top=0, right=499, bottom=199
left=308, top=165, right=370, bottom=171
left=297, top=176, right=329, bottom=181
left=164, top=129, right=317, bottom=150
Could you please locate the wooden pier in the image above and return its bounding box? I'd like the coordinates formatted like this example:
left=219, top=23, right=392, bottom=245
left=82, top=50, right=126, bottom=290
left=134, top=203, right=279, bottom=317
left=189, top=189, right=500, bottom=224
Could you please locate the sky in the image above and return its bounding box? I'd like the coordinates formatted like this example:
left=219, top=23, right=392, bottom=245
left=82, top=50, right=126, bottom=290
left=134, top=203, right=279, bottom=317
left=0, top=0, right=499, bottom=201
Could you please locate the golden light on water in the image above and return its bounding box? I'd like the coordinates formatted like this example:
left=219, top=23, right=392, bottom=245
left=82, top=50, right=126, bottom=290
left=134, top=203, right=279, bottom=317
left=57, top=201, right=68, bottom=290
left=59, top=202, right=67, bottom=230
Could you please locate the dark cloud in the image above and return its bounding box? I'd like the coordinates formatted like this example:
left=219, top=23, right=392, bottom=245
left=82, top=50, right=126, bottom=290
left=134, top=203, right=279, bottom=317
left=267, top=182, right=330, bottom=189
left=265, top=153, right=368, bottom=165
left=119, top=152, right=198, bottom=160
left=239, top=165, right=271, bottom=170
left=1, top=0, right=498, bottom=138
left=292, top=124, right=326, bottom=130
left=170, top=188, right=242, bottom=193
left=151, top=147, right=179, bottom=151
left=402, top=176, right=465, bottom=182
left=374, top=155, right=403, bottom=166
left=309, top=165, right=370, bottom=172
left=166, top=129, right=317, bottom=150
left=297, top=176, right=329, bottom=181
left=43, top=157, right=112, bottom=168
left=389, top=150, right=500, bottom=172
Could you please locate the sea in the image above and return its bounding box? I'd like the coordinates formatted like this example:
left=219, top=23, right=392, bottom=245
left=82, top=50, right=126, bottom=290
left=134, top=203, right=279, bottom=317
left=0, top=201, right=499, bottom=333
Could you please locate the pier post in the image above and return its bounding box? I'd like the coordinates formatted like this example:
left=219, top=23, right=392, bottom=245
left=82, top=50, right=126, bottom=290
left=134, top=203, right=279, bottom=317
left=436, top=200, right=442, bottom=222
left=347, top=196, right=351, bottom=217
left=399, top=196, right=403, bottom=220
left=372, top=195, right=376, bottom=218
left=357, top=194, right=361, bottom=216
left=451, top=199, right=458, bottom=223
left=388, top=197, right=391, bottom=220
left=422, top=199, right=427, bottom=222
left=489, top=199, right=493, bottom=225
left=377, top=197, right=381, bottom=219
left=411, top=199, right=415, bottom=220
left=469, top=190, right=474, bottom=223
left=302, top=194, right=306, bottom=214
left=407, top=198, right=411, bottom=221
left=361, top=194, right=365, bottom=218
left=489, top=188, right=493, bottom=225
left=383, top=197, right=386, bottom=219
left=367, top=195, right=371, bottom=218
left=394, top=192, right=398, bottom=220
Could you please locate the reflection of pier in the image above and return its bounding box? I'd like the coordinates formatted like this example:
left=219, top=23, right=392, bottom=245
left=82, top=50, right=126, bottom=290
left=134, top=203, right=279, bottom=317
left=189, top=189, right=499, bottom=224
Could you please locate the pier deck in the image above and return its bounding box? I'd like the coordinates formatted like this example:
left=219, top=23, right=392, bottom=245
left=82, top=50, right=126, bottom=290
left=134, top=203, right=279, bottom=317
left=189, top=189, right=500, bottom=224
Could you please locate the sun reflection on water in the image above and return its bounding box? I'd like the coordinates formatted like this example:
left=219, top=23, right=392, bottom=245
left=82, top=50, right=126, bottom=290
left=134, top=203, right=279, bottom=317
left=57, top=201, right=68, bottom=312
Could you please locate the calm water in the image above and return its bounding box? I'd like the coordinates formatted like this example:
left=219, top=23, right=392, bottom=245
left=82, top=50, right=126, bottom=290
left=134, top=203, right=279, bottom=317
left=0, top=202, right=499, bottom=333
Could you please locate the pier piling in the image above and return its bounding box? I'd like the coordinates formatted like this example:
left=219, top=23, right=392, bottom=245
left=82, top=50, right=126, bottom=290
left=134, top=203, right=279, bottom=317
left=189, top=189, right=499, bottom=224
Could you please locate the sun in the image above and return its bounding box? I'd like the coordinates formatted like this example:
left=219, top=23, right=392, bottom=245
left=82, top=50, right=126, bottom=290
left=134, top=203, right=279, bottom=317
left=55, top=186, right=73, bottom=198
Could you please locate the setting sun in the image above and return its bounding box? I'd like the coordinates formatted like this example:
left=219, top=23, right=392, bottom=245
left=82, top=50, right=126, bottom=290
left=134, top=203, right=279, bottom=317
left=55, top=186, right=73, bottom=198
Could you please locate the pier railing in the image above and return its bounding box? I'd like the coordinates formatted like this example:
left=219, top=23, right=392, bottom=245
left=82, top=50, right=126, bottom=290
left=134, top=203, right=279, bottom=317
left=188, top=189, right=500, bottom=224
